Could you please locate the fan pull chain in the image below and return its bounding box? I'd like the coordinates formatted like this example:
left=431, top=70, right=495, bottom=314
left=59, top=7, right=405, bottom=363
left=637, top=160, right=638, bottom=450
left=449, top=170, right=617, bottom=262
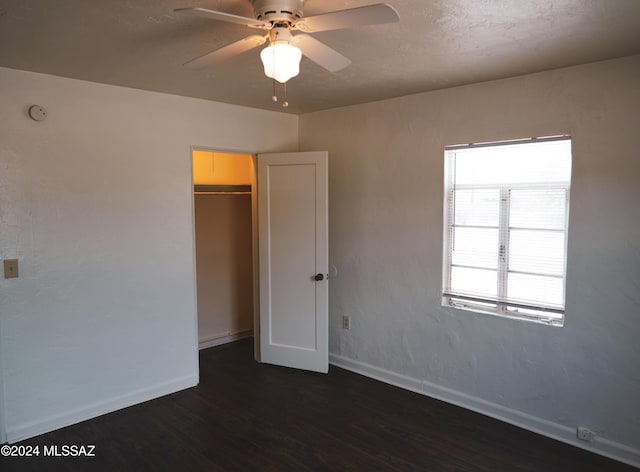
left=271, top=40, right=278, bottom=102
left=282, top=81, right=289, bottom=108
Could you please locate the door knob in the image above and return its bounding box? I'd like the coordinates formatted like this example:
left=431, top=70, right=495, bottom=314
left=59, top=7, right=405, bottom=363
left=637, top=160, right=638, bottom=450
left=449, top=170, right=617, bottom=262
left=314, top=273, right=324, bottom=281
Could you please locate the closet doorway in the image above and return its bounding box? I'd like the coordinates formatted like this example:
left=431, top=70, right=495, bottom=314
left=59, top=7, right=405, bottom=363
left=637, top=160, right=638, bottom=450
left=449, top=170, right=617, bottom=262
left=192, top=149, right=255, bottom=350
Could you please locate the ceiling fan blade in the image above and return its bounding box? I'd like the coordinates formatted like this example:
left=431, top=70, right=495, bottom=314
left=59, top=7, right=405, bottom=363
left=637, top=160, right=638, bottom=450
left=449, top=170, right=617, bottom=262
left=174, top=7, right=269, bottom=29
left=292, top=35, right=351, bottom=72
left=183, top=35, right=267, bottom=69
left=293, top=3, right=399, bottom=33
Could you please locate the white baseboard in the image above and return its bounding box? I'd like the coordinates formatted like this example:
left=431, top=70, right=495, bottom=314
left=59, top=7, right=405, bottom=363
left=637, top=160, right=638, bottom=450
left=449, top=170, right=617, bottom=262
left=199, top=330, right=253, bottom=350
left=6, top=374, right=198, bottom=443
left=329, top=353, right=640, bottom=469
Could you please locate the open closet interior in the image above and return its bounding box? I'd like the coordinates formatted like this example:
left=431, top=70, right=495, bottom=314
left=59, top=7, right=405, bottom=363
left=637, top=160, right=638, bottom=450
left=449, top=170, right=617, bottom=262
left=193, top=150, right=254, bottom=349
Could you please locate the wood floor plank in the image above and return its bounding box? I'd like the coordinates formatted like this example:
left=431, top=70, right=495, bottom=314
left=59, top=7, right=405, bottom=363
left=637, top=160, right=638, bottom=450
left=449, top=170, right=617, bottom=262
left=2, top=339, right=636, bottom=471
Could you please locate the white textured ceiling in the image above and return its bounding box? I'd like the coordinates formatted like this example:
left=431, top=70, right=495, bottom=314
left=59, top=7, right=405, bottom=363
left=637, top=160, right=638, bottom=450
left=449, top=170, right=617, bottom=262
left=1, top=0, right=639, bottom=114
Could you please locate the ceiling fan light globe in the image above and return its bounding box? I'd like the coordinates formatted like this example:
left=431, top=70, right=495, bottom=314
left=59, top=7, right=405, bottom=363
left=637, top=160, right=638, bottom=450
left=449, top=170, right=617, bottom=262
left=260, top=43, right=302, bottom=83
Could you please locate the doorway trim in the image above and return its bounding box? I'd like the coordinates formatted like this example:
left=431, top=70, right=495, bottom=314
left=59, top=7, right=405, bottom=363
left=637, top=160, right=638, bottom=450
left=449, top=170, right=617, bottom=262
left=0, top=316, right=6, bottom=443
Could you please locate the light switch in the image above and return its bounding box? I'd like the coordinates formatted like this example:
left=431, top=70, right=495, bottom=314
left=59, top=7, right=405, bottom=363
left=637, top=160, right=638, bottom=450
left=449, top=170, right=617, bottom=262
left=4, top=259, right=18, bottom=278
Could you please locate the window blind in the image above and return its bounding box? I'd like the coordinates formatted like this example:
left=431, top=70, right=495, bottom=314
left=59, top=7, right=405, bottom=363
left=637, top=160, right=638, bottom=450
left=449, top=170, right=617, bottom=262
left=443, top=137, right=572, bottom=324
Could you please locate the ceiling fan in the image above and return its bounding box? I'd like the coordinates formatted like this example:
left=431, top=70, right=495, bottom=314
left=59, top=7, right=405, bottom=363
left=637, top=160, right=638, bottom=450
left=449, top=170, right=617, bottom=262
left=175, top=1, right=399, bottom=96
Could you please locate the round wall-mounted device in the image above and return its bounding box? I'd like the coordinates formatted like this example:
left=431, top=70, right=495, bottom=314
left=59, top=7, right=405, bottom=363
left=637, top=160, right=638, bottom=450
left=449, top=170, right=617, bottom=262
left=28, top=105, right=48, bottom=121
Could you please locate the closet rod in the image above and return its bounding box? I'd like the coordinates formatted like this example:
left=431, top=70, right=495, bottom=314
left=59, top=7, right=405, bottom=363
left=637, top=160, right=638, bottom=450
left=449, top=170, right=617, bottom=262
left=194, top=184, right=251, bottom=194
left=194, top=191, right=251, bottom=195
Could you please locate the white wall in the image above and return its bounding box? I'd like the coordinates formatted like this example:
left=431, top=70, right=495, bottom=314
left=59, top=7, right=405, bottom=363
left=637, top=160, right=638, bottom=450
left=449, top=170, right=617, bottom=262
left=300, top=55, right=640, bottom=465
left=0, top=67, right=298, bottom=441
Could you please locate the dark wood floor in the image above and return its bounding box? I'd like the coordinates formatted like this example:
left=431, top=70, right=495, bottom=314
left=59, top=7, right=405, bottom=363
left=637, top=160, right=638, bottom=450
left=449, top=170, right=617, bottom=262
left=2, top=339, right=636, bottom=471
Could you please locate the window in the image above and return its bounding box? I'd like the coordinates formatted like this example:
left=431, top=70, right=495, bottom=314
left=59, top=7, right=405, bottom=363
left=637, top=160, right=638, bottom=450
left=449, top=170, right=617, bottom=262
left=443, top=136, right=572, bottom=326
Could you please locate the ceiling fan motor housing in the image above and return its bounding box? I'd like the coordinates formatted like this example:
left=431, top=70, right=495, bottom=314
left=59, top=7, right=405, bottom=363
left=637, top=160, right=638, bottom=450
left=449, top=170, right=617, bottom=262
left=250, top=0, right=304, bottom=25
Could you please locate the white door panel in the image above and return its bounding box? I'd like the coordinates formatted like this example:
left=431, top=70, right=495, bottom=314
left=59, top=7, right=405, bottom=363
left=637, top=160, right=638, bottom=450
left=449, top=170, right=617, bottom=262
left=258, top=152, right=328, bottom=373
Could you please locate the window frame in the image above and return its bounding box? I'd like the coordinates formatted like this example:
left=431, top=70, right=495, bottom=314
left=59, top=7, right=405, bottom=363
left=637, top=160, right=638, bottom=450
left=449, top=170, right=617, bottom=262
left=442, top=136, right=571, bottom=326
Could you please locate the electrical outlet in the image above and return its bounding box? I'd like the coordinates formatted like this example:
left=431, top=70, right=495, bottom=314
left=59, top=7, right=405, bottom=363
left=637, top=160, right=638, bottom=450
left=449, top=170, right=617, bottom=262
left=576, top=427, right=594, bottom=442
left=342, top=315, right=351, bottom=330
left=4, top=259, right=19, bottom=279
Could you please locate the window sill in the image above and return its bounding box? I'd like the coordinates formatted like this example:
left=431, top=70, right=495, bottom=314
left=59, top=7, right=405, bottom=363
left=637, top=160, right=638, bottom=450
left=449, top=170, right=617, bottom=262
left=443, top=297, right=564, bottom=327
